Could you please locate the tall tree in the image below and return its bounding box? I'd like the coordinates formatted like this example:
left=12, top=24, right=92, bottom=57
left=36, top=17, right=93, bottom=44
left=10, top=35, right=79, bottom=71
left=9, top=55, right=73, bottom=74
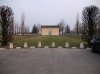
left=65, top=25, right=70, bottom=33
left=14, top=23, right=17, bottom=35
left=73, top=22, right=82, bottom=34
left=32, top=24, right=38, bottom=34
left=14, top=22, right=19, bottom=35
left=78, top=22, right=82, bottom=34
left=75, top=14, right=79, bottom=35
left=0, top=6, right=14, bottom=46
left=37, top=23, right=41, bottom=34
left=16, top=25, right=19, bottom=34
left=82, top=5, right=100, bottom=45
left=24, top=25, right=29, bottom=34
left=21, top=14, right=25, bottom=35
left=58, top=20, right=65, bottom=34
left=97, top=14, right=100, bottom=35
left=18, top=26, right=21, bottom=34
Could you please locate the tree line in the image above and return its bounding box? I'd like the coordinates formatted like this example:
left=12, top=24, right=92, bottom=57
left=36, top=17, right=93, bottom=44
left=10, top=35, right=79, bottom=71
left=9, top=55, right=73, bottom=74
left=0, top=5, right=100, bottom=46
left=31, top=17, right=81, bottom=35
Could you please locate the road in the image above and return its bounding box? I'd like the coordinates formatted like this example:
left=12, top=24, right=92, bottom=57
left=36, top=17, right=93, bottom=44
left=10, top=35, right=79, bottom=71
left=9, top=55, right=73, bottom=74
left=0, top=48, right=100, bottom=74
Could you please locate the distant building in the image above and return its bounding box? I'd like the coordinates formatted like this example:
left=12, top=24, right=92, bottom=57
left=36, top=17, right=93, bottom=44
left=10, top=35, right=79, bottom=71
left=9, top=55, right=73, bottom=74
left=41, top=25, right=60, bottom=35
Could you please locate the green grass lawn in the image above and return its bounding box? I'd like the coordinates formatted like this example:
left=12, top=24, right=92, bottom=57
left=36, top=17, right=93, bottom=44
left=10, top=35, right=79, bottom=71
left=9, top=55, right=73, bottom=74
left=13, top=35, right=83, bottom=48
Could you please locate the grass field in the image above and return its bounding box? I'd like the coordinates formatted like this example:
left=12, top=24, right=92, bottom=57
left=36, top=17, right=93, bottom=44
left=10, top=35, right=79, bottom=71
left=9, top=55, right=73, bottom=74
left=13, top=35, right=83, bottom=48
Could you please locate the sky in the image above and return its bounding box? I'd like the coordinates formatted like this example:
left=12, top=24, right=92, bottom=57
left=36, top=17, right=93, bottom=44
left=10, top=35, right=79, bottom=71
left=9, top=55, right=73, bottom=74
left=0, top=0, right=100, bottom=30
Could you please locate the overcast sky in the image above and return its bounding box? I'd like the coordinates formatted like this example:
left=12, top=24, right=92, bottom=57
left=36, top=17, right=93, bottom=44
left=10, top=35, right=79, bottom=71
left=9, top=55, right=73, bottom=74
left=0, top=0, right=100, bottom=30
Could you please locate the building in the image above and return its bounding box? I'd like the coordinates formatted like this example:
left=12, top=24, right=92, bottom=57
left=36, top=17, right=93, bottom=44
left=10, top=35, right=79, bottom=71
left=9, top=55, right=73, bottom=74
left=41, top=25, right=60, bottom=35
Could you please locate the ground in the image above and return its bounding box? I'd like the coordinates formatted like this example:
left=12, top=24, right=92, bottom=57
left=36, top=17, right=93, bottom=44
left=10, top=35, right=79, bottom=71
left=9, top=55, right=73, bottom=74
left=0, top=48, right=100, bottom=74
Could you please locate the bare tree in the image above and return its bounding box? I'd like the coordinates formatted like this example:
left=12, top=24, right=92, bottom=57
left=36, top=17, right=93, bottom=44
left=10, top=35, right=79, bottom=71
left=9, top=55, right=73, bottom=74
left=37, top=23, right=41, bottom=34
left=78, top=23, right=82, bottom=34
left=14, top=22, right=19, bottom=35
left=26, top=26, right=29, bottom=34
left=58, top=19, right=65, bottom=34
left=82, top=5, right=100, bottom=45
left=21, top=14, right=25, bottom=35
left=16, top=25, right=19, bottom=34
left=0, top=6, right=14, bottom=46
left=75, top=14, right=80, bottom=35
left=14, top=23, right=16, bottom=35
left=73, top=22, right=82, bottom=35
left=24, top=25, right=29, bottom=34
left=19, top=26, right=21, bottom=34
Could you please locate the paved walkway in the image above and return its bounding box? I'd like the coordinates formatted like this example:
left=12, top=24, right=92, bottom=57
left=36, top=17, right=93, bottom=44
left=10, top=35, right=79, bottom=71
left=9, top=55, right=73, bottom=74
left=0, top=48, right=100, bottom=74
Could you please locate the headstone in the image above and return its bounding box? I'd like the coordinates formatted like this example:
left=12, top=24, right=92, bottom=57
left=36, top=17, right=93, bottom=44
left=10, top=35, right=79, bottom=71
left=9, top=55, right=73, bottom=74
left=65, top=42, right=69, bottom=48
left=30, top=46, right=35, bottom=48
left=38, top=42, right=41, bottom=48
left=58, top=46, right=62, bottom=48
left=24, top=42, right=28, bottom=48
left=9, top=43, right=13, bottom=49
left=51, top=42, right=55, bottom=48
left=80, top=43, right=84, bottom=48
left=44, top=46, right=49, bottom=48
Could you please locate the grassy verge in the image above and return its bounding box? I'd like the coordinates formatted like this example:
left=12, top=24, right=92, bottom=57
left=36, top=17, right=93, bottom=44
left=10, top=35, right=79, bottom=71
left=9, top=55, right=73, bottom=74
left=13, top=35, right=83, bottom=48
